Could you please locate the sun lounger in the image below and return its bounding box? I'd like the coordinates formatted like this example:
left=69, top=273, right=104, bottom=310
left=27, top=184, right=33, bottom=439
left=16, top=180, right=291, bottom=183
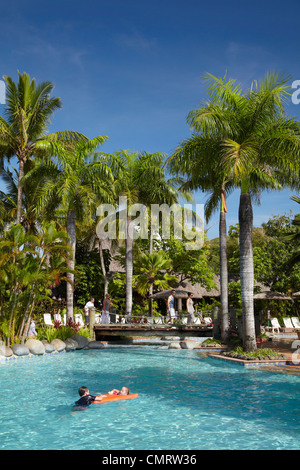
left=265, top=318, right=282, bottom=333
left=203, top=317, right=213, bottom=325
left=43, top=313, right=53, bottom=327
left=74, top=314, right=85, bottom=327
left=283, top=317, right=295, bottom=332
left=292, top=317, right=300, bottom=329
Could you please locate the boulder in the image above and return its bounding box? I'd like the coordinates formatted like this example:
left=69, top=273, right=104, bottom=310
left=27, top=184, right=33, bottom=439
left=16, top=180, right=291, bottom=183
left=164, top=336, right=182, bottom=341
left=87, top=341, right=106, bottom=349
left=25, top=339, right=46, bottom=355
left=50, top=338, right=66, bottom=352
left=65, top=338, right=78, bottom=351
left=41, top=340, right=56, bottom=353
left=71, top=334, right=89, bottom=350
left=11, top=344, right=30, bottom=356
left=168, top=342, right=181, bottom=349
left=0, top=345, right=13, bottom=357
left=180, top=340, right=195, bottom=350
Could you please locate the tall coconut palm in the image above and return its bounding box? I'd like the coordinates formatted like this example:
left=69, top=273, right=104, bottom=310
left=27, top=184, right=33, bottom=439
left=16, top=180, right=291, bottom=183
left=26, top=136, right=114, bottom=319
left=135, top=151, right=192, bottom=314
left=106, top=150, right=190, bottom=317
left=0, top=72, right=87, bottom=225
left=168, top=131, right=234, bottom=341
left=0, top=160, right=49, bottom=233
left=185, top=72, right=300, bottom=351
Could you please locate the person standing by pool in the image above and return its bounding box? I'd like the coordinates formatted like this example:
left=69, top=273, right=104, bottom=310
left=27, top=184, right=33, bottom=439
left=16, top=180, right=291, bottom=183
left=167, top=290, right=176, bottom=324
left=84, top=297, right=95, bottom=325
left=186, top=292, right=195, bottom=324
left=27, top=315, right=37, bottom=337
left=102, top=293, right=111, bottom=324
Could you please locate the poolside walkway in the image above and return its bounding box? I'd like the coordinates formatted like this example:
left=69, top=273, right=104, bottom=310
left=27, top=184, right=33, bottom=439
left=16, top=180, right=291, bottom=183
left=259, top=338, right=298, bottom=362
left=252, top=338, right=300, bottom=374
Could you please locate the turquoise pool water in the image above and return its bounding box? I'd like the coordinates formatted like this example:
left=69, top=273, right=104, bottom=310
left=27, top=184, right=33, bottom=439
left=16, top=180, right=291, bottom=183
left=1, top=347, right=299, bottom=450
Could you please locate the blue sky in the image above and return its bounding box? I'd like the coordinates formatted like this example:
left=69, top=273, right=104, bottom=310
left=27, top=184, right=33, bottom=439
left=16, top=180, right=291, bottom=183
left=0, top=0, right=299, bottom=239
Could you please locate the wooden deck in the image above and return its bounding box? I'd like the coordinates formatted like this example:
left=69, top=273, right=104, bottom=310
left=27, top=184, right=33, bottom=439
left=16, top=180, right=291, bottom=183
left=94, top=324, right=213, bottom=341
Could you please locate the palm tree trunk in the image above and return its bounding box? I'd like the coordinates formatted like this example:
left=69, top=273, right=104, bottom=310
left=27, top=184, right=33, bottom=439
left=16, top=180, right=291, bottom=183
left=148, top=217, right=153, bottom=316
left=98, top=239, right=108, bottom=296
left=219, top=197, right=229, bottom=341
left=239, top=192, right=256, bottom=351
left=66, top=209, right=76, bottom=320
left=125, top=215, right=133, bottom=317
left=16, top=158, right=24, bottom=225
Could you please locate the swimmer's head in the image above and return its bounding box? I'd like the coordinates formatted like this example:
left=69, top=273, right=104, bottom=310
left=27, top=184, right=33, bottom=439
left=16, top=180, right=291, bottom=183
left=119, top=386, right=129, bottom=396
left=78, top=386, right=89, bottom=396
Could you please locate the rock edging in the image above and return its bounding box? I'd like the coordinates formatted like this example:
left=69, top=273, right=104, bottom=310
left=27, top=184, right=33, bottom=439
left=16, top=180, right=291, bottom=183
left=0, top=334, right=92, bottom=363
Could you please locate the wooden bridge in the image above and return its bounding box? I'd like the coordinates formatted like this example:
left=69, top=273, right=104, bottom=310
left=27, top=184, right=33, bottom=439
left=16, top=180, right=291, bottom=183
left=93, top=323, right=213, bottom=342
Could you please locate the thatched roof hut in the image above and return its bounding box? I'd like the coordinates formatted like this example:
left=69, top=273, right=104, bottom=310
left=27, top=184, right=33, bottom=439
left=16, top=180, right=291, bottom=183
left=149, top=277, right=220, bottom=300
left=253, top=291, right=292, bottom=300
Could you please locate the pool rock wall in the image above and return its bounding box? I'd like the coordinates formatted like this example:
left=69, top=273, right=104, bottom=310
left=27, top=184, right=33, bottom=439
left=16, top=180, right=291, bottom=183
left=0, top=334, right=93, bottom=362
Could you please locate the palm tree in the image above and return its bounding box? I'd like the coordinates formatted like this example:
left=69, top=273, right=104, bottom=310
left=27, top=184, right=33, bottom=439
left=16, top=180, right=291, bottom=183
left=0, top=221, right=70, bottom=344
left=283, top=195, right=300, bottom=268
left=0, top=160, right=48, bottom=233
left=134, top=251, right=177, bottom=297
left=0, top=72, right=87, bottom=225
left=135, top=151, right=191, bottom=314
left=106, top=150, right=189, bottom=317
left=189, top=72, right=300, bottom=351
left=170, top=72, right=300, bottom=351
left=168, top=131, right=234, bottom=342
left=27, top=136, right=114, bottom=319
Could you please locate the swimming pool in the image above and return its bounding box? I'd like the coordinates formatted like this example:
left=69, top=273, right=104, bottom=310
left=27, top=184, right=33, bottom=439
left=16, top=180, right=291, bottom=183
left=1, top=347, right=299, bottom=450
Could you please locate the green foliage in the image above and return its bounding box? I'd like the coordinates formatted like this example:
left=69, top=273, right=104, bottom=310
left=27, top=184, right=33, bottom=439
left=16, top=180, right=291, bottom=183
left=228, top=346, right=284, bottom=360
left=159, top=234, right=216, bottom=289
left=0, top=222, right=70, bottom=344
left=36, top=325, right=90, bottom=342
left=202, top=338, right=222, bottom=346
left=74, top=243, right=105, bottom=307
left=228, top=281, right=241, bottom=308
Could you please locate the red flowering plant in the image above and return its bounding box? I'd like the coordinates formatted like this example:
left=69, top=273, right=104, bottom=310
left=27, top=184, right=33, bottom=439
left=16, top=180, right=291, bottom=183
left=53, top=319, right=62, bottom=329
left=66, top=317, right=81, bottom=333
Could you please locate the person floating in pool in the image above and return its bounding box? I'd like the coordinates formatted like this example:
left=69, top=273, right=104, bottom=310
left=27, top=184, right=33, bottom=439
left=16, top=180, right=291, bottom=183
left=107, top=386, right=130, bottom=396
left=74, top=386, right=103, bottom=409
left=73, top=385, right=130, bottom=410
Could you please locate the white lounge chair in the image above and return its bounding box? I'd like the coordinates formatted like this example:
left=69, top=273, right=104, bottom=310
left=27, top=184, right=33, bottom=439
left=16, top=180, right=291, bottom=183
left=43, top=313, right=53, bottom=327
left=74, top=314, right=85, bottom=328
left=203, top=317, right=213, bottom=325
left=265, top=318, right=282, bottom=333
left=283, top=317, right=295, bottom=331
left=292, top=317, right=300, bottom=329
left=54, top=313, right=62, bottom=324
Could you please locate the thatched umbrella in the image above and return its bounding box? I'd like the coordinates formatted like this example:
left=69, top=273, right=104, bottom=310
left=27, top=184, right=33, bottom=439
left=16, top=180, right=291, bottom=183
left=253, top=291, right=292, bottom=300
left=149, top=280, right=220, bottom=311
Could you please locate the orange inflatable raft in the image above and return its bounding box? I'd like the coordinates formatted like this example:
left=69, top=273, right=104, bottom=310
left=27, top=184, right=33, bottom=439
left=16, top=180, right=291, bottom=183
left=92, top=393, right=138, bottom=404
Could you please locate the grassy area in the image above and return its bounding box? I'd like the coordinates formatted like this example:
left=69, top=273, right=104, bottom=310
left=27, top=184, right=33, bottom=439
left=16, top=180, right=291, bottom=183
left=222, top=346, right=285, bottom=361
